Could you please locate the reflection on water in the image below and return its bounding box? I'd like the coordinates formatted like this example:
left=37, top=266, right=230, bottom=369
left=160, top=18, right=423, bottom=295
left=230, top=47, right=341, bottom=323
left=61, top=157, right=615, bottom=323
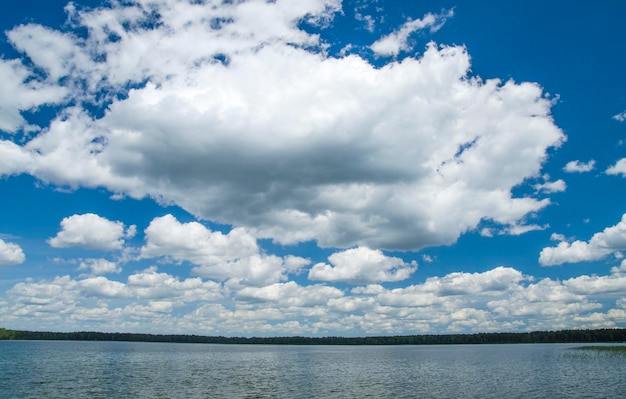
left=1, top=341, right=624, bottom=398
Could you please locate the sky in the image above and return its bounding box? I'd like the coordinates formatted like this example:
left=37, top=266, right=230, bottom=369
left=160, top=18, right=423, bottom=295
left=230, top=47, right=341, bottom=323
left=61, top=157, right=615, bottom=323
left=0, top=0, right=625, bottom=337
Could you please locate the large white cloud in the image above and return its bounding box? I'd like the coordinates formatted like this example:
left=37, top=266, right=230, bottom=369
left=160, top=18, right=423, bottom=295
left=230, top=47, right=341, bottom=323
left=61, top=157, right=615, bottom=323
left=0, top=238, right=26, bottom=266
left=308, top=246, right=417, bottom=284
left=539, top=213, right=626, bottom=266
left=48, top=213, right=136, bottom=251
left=1, top=0, right=564, bottom=251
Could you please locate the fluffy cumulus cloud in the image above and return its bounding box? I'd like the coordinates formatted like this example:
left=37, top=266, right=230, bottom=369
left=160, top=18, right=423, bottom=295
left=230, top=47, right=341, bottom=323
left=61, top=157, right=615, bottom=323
left=141, top=214, right=309, bottom=285
left=0, top=0, right=564, bottom=251
left=0, top=238, right=25, bottom=266
left=308, top=246, right=417, bottom=284
left=48, top=213, right=136, bottom=251
left=606, top=158, right=626, bottom=177
left=141, top=214, right=259, bottom=265
left=539, top=213, right=626, bottom=266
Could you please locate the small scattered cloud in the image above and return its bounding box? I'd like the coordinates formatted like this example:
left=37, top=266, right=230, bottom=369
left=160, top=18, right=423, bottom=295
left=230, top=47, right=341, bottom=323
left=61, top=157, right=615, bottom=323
left=371, top=9, right=454, bottom=56
left=353, top=0, right=380, bottom=32
left=48, top=213, right=135, bottom=251
left=612, top=111, right=626, bottom=122
left=505, top=224, right=548, bottom=236
left=564, top=160, right=595, bottom=173
left=355, top=11, right=376, bottom=32
left=0, top=238, right=25, bottom=266
left=539, top=213, right=626, bottom=266
left=534, top=178, right=566, bottom=193
left=481, top=223, right=547, bottom=237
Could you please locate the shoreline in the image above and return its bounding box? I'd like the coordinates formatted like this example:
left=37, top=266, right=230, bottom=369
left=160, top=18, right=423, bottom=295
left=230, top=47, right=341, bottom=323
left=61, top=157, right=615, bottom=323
left=2, top=327, right=625, bottom=345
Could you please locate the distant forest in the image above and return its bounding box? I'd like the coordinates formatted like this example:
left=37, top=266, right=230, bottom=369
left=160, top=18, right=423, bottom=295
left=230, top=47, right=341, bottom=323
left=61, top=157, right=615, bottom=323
left=1, top=327, right=625, bottom=345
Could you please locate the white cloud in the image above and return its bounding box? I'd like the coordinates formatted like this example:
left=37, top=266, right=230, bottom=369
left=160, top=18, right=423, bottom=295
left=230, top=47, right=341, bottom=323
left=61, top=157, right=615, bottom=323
left=606, top=158, right=626, bottom=177
left=534, top=179, right=566, bottom=193
left=1, top=0, right=564, bottom=252
left=371, top=10, right=453, bottom=56
left=563, top=159, right=595, bottom=173
left=505, top=223, right=548, bottom=236
left=7, top=23, right=97, bottom=84
left=539, top=213, right=626, bottom=266
left=78, top=258, right=121, bottom=275
left=48, top=213, right=135, bottom=251
left=565, top=272, right=626, bottom=295
left=486, top=278, right=601, bottom=325
left=550, top=232, right=566, bottom=241
left=9, top=275, right=78, bottom=308
left=612, top=259, right=626, bottom=274
left=353, top=0, right=380, bottom=33
left=4, top=261, right=626, bottom=335
left=480, top=223, right=547, bottom=238
left=141, top=214, right=309, bottom=285
left=355, top=12, right=376, bottom=32
left=375, top=267, right=524, bottom=309
left=0, top=59, right=67, bottom=134
left=141, top=214, right=258, bottom=265
left=0, top=140, right=35, bottom=177
left=79, top=276, right=129, bottom=298
left=126, top=266, right=222, bottom=302
left=308, top=246, right=417, bottom=284
left=0, top=238, right=25, bottom=266
left=238, top=281, right=343, bottom=307
left=426, top=266, right=525, bottom=296
left=192, top=254, right=301, bottom=286
left=612, top=111, right=626, bottom=122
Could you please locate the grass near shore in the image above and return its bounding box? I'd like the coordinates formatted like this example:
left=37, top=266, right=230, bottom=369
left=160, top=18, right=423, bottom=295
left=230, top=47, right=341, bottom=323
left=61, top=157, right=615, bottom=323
left=575, top=345, right=626, bottom=352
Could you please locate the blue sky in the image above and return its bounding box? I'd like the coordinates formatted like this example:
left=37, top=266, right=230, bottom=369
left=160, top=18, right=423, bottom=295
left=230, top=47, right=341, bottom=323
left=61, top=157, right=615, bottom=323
left=1, top=0, right=625, bottom=336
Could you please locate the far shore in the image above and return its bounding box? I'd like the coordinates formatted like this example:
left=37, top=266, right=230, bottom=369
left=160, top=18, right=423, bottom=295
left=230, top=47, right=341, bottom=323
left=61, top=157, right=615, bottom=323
left=2, top=327, right=625, bottom=345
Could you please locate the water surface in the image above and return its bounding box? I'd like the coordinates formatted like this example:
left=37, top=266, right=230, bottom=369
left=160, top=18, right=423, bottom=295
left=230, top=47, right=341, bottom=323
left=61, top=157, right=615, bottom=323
left=1, top=341, right=624, bottom=398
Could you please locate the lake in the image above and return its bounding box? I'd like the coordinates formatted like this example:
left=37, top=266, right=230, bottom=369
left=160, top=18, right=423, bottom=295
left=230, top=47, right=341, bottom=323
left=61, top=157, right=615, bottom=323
left=1, top=341, right=624, bottom=398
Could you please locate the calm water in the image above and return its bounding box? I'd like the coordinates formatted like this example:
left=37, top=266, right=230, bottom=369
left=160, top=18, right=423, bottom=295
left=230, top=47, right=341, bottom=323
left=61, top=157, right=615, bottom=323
left=1, top=341, right=625, bottom=398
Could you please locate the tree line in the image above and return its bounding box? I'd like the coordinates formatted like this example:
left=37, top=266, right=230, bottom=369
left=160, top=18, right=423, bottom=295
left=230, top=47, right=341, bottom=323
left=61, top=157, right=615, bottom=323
left=1, top=327, right=625, bottom=345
